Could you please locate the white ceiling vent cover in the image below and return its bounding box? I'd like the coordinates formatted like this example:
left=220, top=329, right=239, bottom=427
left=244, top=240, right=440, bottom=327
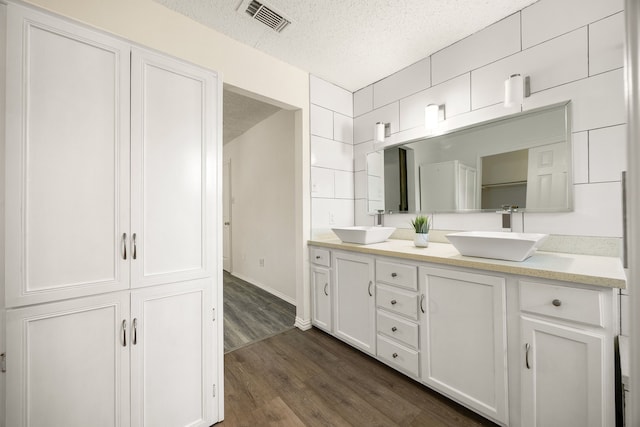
left=243, top=0, right=291, bottom=33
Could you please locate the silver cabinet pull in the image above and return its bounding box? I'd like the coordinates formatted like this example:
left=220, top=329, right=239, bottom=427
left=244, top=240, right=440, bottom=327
left=525, top=343, right=531, bottom=369
left=552, top=299, right=562, bottom=307
left=391, top=326, right=397, bottom=332
left=132, top=233, right=137, bottom=260
left=368, top=281, right=373, bottom=297
left=324, top=283, right=329, bottom=296
left=390, top=299, right=397, bottom=305
left=392, top=353, right=398, bottom=359
left=121, top=319, right=127, bottom=347
left=391, top=272, right=398, bottom=278
left=420, top=294, right=425, bottom=313
left=316, top=255, right=321, bottom=259
left=122, top=233, right=127, bottom=260
left=132, top=318, right=138, bottom=345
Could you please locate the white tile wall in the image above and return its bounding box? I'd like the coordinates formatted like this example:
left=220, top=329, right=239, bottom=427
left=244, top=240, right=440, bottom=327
left=311, top=167, right=334, bottom=198
left=354, top=141, right=374, bottom=171
left=471, top=28, right=588, bottom=109
left=353, top=102, right=400, bottom=144
left=373, top=58, right=431, bottom=109
left=521, top=0, right=623, bottom=49
left=310, top=104, right=333, bottom=139
left=572, top=131, right=589, bottom=184
left=354, top=170, right=367, bottom=200
left=312, top=198, right=355, bottom=229
left=589, top=12, right=625, bottom=76
left=310, top=75, right=353, bottom=117
left=589, top=125, right=627, bottom=183
left=333, top=113, right=353, bottom=144
left=431, top=13, right=521, bottom=85
left=334, top=170, right=355, bottom=199
left=354, top=85, right=374, bottom=117
left=311, top=135, right=353, bottom=171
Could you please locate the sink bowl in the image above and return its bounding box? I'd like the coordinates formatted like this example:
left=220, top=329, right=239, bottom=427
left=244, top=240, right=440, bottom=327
left=446, top=231, right=549, bottom=262
left=332, top=226, right=396, bottom=245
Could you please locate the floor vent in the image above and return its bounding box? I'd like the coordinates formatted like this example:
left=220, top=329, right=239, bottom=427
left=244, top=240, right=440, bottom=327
left=244, top=0, right=291, bottom=33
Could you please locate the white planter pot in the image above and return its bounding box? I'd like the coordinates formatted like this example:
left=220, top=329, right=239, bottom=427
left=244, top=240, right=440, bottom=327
left=414, top=233, right=429, bottom=248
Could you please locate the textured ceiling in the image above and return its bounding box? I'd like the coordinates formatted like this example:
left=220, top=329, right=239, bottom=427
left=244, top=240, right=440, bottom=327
left=223, top=89, right=281, bottom=144
left=155, top=0, right=538, bottom=92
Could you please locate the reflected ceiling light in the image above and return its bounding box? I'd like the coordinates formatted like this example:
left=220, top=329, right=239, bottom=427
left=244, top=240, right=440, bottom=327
left=504, top=74, right=531, bottom=107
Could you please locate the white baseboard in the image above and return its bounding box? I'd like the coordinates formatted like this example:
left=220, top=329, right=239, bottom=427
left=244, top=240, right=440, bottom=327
left=295, top=316, right=312, bottom=331
left=229, top=272, right=297, bottom=306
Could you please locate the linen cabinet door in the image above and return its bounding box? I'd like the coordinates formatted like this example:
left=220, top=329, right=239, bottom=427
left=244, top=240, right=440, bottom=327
left=5, top=4, right=131, bottom=306
left=130, top=279, right=217, bottom=427
left=130, top=49, right=218, bottom=288
left=311, top=266, right=332, bottom=332
left=5, top=292, right=131, bottom=427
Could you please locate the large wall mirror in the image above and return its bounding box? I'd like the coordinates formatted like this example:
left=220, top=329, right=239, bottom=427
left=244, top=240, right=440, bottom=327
left=367, top=102, right=572, bottom=214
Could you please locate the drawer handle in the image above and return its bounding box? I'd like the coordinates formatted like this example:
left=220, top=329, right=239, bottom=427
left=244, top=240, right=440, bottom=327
left=391, top=272, right=398, bottom=278
left=552, top=299, right=562, bottom=307
left=122, top=233, right=127, bottom=260
left=392, top=353, right=398, bottom=359
left=390, top=299, right=397, bottom=305
left=316, top=255, right=321, bottom=259
left=420, top=294, right=425, bottom=313
left=525, top=343, right=531, bottom=369
left=368, top=281, right=373, bottom=297
left=391, top=326, right=398, bottom=332
left=121, top=319, right=127, bottom=347
left=324, top=283, right=329, bottom=296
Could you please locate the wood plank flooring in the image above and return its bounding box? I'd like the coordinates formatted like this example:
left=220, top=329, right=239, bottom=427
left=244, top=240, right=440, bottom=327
left=223, top=271, right=296, bottom=353
left=219, top=327, right=499, bottom=427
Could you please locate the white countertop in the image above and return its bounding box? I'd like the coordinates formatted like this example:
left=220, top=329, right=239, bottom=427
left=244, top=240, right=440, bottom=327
left=308, top=238, right=626, bottom=289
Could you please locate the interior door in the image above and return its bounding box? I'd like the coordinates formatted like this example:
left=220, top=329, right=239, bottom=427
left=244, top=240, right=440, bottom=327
left=223, top=160, right=232, bottom=272
left=130, top=48, right=217, bottom=288
left=526, top=142, right=568, bottom=209
left=4, top=4, right=131, bottom=306
left=130, top=280, right=216, bottom=427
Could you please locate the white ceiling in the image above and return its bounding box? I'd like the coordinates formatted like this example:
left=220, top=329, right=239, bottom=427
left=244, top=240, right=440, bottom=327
left=156, top=0, right=538, bottom=92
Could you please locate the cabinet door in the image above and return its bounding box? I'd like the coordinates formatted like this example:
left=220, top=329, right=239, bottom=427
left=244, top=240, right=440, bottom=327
left=333, top=252, right=375, bottom=355
left=130, top=280, right=217, bottom=427
left=311, top=266, right=332, bottom=332
left=130, top=48, right=218, bottom=288
left=521, top=316, right=607, bottom=427
left=419, top=267, right=508, bottom=425
left=6, top=292, right=130, bottom=427
left=5, top=4, right=131, bottom=306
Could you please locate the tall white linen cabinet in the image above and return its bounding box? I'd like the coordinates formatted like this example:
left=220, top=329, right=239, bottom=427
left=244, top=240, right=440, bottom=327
left=0, top=3, right=224, bottom=426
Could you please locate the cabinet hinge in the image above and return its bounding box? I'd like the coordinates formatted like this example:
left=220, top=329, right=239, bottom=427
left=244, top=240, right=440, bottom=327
left=213, top=384, right=216, bottom=397
left=212, top=308, right=216, bottom=322
left=1, top=353, right=6, bottom=373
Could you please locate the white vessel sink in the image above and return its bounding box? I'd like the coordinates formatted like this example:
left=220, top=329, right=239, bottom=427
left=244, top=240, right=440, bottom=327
left=332, top=226, right=396, bottom=245
left=446, top=231, right=549, bottom=262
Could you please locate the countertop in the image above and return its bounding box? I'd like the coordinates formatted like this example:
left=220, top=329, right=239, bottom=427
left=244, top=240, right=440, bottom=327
left=308, top=238, right=626, bottom=289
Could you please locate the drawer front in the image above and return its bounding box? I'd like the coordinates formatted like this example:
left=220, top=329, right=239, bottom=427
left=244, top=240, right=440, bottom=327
left=377, top=335, right=419, bottom=377
left=377, top=311, right=419, bottom=349
left=376, top=260, right=417, bottom=290
left=310, top=247, right=330, bottom=267
left=377, top=285, right=418, bottom=320
left=520, top=281, right=604, bottom=327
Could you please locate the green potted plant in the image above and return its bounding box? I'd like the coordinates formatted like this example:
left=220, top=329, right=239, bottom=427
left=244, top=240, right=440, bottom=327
left=411, top=215, right=430, bottom=247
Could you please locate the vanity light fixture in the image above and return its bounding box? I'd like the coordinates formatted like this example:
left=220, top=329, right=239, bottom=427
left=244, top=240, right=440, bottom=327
left=374, top=122, right=390, bottom=143
left=425, top=104, right=444, bottom=130
left=504, top=73, right=531, bottom=107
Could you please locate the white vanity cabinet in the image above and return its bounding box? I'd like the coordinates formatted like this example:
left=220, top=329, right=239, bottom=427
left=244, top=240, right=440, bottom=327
left=310, top=248, right=332, bottom=332
left=419, top=266, right=509, bottom=425
left=333, top=251, right=376, bottom=355
left=2, top=4, right=221, bottom=426
left=519, top=281, right=615, bottom=427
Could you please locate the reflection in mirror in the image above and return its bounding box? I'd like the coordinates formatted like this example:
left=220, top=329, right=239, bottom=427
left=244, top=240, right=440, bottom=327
left=367, top=102, right=572, bottom=214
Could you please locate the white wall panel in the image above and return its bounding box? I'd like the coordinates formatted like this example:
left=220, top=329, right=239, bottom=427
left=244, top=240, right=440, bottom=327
left=333, top=113, right=353, bottom=144
left=471, top=28, right=588, bottom=109
left=354, top=171, right=367, bottom=200
left=354, top=141, right=374, bottom=172
left=521, top=0, right=623, bottom=49
left=312, top=198, right=354, bottom=228
left=431, top=13, right=520, bottom=85
left=354, top=85, right=374, bottom=117
left=373, top=57, right=431, bottom=109
left=311, top=167, right=334, bottom=198
left=589, top=125, right=627, bottom=183
left=589, top=12, right=624, bottom=76
left=311, top=135, right=354, bottom=171
left=353, top=102, right=400, bottom=144
left=572, top=131, right=589, bottom=184
left=310, top=74, right=352, bottom=117
left=334, top=170, right=355, bottom=199
left=310, top=104, right=333, bottom=139
left=523, top=69, right=625, bottom=132
left=399, top=74, right=471, bottom=131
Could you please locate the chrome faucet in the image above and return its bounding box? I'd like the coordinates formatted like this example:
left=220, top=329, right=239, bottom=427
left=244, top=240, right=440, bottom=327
left=498, top=205, right=517, bottom=232
left=374, top=210, right=385, bottom=226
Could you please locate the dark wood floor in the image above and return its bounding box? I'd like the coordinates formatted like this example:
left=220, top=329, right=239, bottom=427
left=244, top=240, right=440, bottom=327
left=223, top=271, right=296, bottom=353
left=219, top=327, right=498, bottom=427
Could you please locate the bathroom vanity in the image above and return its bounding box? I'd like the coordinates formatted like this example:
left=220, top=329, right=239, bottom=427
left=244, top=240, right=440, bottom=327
left=308, top=238, right=625, bottom=427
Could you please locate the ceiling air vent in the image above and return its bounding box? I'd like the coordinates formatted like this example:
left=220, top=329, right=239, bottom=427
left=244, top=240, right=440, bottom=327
left=244, top=0, right=291, bottom=33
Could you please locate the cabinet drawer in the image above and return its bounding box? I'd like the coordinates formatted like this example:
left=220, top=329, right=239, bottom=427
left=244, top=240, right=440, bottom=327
left=310, top=247, right=330, bottom=267
left=520, top=281, right=603, bottom=327
left=377, top=311, right=419, bottom=349
left=376, top=260, right=417, bottom=290
left=377, top=335, right=419, bottom=377
left=377, top=285, right=418, bottom=320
